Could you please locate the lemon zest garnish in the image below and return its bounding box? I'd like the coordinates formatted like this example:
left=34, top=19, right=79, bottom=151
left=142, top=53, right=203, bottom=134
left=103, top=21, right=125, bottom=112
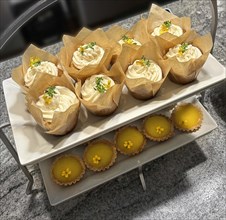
left=123, top=140, right=133, bottom=149
left=160, top=20, right=172, bottom=35
left=43, top=95, right=53, bottom=105
left=61, top=168, right=72, bottom=178
left=156, top=126, right=164, bottom=134
left=30, top=57, right=41, bottom=68
left=93, top=155, right=101, bottom=164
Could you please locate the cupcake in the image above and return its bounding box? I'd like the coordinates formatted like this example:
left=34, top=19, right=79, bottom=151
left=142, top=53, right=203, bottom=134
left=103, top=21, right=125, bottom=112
left=115, top=126, right=146, bottom=156
left=156, top=30, right=213, bottom=84
left=143, top=115, right=174, bottom=142
left=171, top=103, right=203, bottom=132
left=75, top=62, right=125, bottom=116
left=58, top=28, right=119, bottom=80
left=12, top=44, right=63, bottom=92
left=118, top=41, right=170, bottom=100
left=118, top=35, right=142, bottom=46
left=51, top=154, right=85, bottom=186
left=26, top=73, right=80, bottom=135
left=83, top=139, right=117, bottom=172
left=147, top=4, right=191, bottom=41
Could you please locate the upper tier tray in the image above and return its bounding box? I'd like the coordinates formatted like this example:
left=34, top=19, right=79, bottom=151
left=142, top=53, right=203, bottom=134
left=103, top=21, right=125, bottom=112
left=2, top=54, right=225, bottom=165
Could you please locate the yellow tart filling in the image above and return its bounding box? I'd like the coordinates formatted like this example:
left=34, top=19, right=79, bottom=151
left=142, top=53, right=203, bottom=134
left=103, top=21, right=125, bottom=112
left=115, top=126, right=145, bottom=155
left=144, top=115, right=173, bottom=139
left=84, top=140, right=116, bottom=170
left=172, top=103, right=202, bottom=130
left=52, top=155, right=84, bottom=185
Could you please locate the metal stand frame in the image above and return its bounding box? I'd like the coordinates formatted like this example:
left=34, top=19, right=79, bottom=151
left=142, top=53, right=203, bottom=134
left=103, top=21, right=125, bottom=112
left=0, top=123, right=34, bottom=194
left=0, top=0, right=218, bottom=193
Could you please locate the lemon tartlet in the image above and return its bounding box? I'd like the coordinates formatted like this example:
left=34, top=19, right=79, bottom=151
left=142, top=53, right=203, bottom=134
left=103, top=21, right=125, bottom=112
left=83, top=140, right=117, bottom=172
left=143, top=115, right=174, bottom=142
left=171, top=103, right=203, bottom=132
left=51, top=154, right=85, bottom=186
left=115, top=126, right=146, bottom=156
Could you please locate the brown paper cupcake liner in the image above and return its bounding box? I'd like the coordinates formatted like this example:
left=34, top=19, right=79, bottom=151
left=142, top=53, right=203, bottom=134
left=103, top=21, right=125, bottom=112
left=118, top=41, right=170, bottom=100
left=171, top=103, right=203, bottom=132
left=155, top=30, right=213, bottom=84
left=51, top=154, right=85, bottom=186
left=143, top=114, right=174, bottom=142
left=83, top=139, right=117, bottom=172
left=114, top=126, right=146, bottom=156
left=58, top=28, right=120, bottom=80
left=26, top=73, right=80, bottom=135
left=147, top=4, right=191, bottom=41
left=12, top=44, right=64, bottom=93
left=75, top=62, right=125, bottom=116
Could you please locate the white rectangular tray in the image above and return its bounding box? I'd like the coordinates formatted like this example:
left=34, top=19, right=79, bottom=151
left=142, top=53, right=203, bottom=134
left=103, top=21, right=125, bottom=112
left=39, top=97, right=217, bottom=206
left=2, top=54, right=225, bottom=165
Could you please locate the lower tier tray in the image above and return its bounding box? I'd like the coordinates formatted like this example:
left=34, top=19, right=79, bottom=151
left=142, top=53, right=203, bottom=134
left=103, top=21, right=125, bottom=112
left=39, top=97, right=217, bottom=206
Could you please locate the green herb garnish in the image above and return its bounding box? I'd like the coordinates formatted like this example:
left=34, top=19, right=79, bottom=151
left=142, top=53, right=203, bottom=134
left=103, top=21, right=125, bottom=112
left=163, top=20, right=172, bottom=28
left=94, top=77, right=107, bottom=93
left=44, top=86, right=56, bottom=97
left=79, top=42, right=96, bottom=55
left=179, top=43, right=189, bottom=54
left=141, top=55, right=150, bottom=67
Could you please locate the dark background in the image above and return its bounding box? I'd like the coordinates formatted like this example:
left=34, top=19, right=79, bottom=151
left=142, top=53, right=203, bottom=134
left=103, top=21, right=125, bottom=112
left=0, top=0, right=176, bottom=61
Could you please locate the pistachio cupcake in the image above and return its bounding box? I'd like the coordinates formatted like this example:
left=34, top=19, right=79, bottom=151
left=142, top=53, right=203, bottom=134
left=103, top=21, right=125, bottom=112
left=115, top=126, right=146, bottom=156
left=171, top=103, right=203, bottom=132
left=143, top=115, right=174, bottom=142
left=83, top=139, right=117, bottom=172
left=51, top=154, right=85, bottom=186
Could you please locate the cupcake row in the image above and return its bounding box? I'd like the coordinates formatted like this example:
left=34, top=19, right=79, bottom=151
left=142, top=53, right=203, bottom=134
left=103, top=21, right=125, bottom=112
left=11, top=4, right=211, bottom=135
left=51, top=102, right=203, bottom=186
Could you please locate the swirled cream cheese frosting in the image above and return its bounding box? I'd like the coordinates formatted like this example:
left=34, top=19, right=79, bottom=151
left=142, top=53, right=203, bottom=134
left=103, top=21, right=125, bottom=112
left=72, top=42, right=105, bottom=69
left=166, top=43, right=202, bottom=62
left=126, top=56, right=162, bottom=82
left=118, top=35, right=142, bottom=46
left=81, top=74, right=115, bottom=102
left=36, top=86, right=78, bottom=122
left=24, top=57, right=58, bottom=87
left=151, top=20, right=183, bottom=37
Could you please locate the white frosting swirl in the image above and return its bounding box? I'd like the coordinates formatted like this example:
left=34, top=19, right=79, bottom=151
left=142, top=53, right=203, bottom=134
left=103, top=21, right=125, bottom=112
left=36, top=86, right=78, bottom=121
left=81, top=74, right=115, bottom=102
left=126, top=59, right=162, bottom=82
left=151, top=24, right=183, bottom=37
left=72, top=43, right=105, bottom=69
left=166, top=44, right=202, bottom=62
left=24, top=61, right=58, bottom=87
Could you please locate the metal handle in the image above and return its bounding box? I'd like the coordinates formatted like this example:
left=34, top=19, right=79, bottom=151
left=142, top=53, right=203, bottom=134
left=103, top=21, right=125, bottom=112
left=0, top=0, right=58, bottom=50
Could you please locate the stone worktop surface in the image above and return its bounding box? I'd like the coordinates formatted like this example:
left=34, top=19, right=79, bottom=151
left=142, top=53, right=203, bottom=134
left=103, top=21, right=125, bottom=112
left=0, top=0, right=225, bottom=219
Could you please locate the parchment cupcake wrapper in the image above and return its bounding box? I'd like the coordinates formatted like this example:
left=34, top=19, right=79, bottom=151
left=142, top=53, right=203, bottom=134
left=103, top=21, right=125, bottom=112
left=118, top=40, right=171, bottom=100
left=12, top=44, right=64, bottom=93
left=156, top=30, right=213, bottom=84
left=75, top=62, right=125, bottom=116
left=147, top=3, right=191, bottom=41
left=26, top=73, right=80, bottom=135
left=58, top=28, right=120, bottom=80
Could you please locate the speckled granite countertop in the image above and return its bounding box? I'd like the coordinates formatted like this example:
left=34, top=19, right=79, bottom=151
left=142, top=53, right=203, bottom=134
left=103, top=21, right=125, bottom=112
left=0, top=0, right=225, bottom=219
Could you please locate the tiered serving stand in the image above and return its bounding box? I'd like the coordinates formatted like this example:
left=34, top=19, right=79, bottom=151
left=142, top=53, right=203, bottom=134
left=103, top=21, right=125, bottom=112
left=0, top=0, right=225, bottom=206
